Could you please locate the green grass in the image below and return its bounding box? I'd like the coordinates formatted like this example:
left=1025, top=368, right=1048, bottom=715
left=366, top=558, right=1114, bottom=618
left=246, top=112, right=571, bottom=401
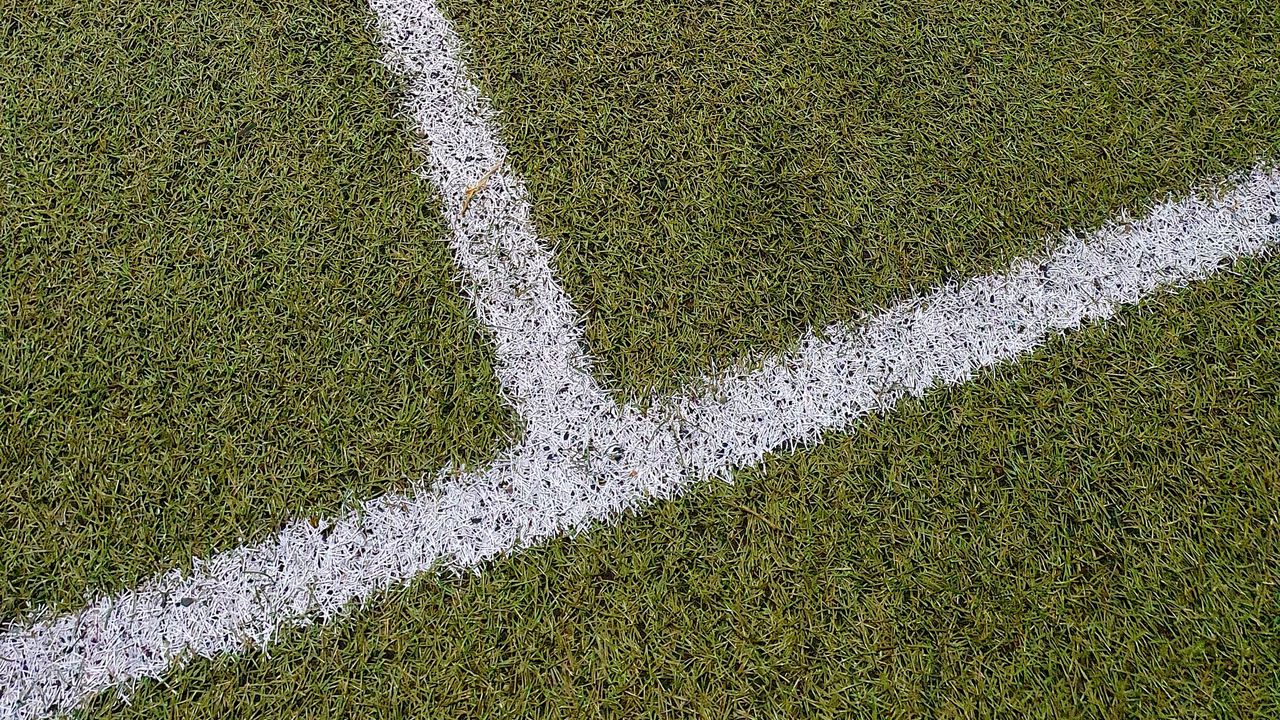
left=77, top=254, right=1280, bottom=719
left=0, top=0, right=512, bottom=620
left=6, top=0, right=1280, bottom=715
left=444, top=0, right=1280, bottom=397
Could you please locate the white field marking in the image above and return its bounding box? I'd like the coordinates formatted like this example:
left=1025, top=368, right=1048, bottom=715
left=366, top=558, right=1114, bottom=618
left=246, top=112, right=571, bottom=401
left=2, top=168, right=1278, bottom=719
left=370, top=0, right=613, bottom=434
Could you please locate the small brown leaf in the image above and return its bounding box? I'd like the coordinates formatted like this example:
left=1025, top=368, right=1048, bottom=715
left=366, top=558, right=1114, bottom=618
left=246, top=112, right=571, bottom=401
left=459, top=160, right=502, bottom=217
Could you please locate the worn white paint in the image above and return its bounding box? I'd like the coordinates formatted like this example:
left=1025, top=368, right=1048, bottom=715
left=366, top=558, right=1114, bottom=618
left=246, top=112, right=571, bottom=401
left=372, top=0, right=613, bottom=434
left=2, top=0, right=1277, bottom=716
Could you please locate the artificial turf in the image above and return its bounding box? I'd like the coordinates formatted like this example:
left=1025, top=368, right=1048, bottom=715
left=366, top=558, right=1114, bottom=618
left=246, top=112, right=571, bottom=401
left=6, top=0, right=1280, bottom=715
left=443, top=0, right=1280, bottom=397
left=0, top=0, right=513, bottom=621
left=76, top=252, right=1280, bottom=719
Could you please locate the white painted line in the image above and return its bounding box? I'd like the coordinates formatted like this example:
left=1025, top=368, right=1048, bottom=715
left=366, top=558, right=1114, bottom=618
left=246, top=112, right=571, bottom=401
left=371, top=0, right=613, bottom=432
left=3, top=167, right=1277, bottom=719
left=667, top=173, right=1280, bottom=475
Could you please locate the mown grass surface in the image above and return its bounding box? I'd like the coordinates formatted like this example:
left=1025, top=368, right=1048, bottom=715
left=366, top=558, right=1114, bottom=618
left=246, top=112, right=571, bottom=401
left=0, top=0, right=512, bottom=620
left=444, top=0, right=1280, bottom=396
left=80, top=255, right=1280, bottom=718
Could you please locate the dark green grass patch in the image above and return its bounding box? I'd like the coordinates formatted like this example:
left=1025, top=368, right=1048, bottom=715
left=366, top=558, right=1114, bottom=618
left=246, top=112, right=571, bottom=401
left=444, top=0, right=1280, bottom=396
left=81, top=255, right=1280, bottom=718
left=0, top=0, right=512, bottom=620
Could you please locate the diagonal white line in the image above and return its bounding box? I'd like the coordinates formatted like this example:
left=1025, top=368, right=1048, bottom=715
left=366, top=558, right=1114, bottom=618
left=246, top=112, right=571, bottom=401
left=4, top=0, right=1280, bottom=716
left=2, top=166, right=1277, bottom=719
left=371, top=0, right=613, bottom=434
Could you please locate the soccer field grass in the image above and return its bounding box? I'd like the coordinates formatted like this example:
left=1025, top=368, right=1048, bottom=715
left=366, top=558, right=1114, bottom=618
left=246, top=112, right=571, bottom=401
left=445, top=0, right=1280, bottom=395
left=2, top=0, right=1279, bottom=717
left=77, top=259, right=1280, bottom=717
left=0, top=0, right=512, bottom=620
